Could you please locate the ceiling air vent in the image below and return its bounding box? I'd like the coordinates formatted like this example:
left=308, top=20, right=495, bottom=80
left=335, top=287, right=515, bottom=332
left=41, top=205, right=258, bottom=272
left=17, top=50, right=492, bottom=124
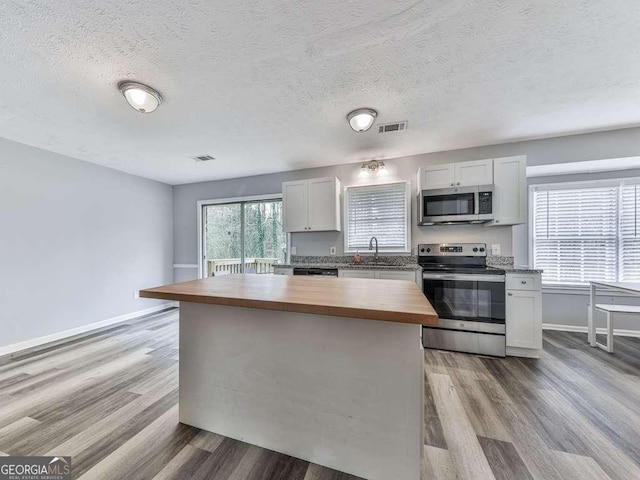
left=378, top=121, right=408, bottom=134
left=192, top=154, right=216, bottom=162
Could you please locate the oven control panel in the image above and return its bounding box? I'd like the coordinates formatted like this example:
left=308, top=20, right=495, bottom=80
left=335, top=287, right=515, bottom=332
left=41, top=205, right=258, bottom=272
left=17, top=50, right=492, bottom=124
left=418, top=243, right=487, bottom=257
left=439, top=246, right=463, bottom=253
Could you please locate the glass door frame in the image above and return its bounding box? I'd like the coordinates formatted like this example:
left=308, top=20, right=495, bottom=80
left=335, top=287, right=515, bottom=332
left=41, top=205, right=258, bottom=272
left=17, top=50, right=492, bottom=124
left=197, top=193, right=285, bottom=279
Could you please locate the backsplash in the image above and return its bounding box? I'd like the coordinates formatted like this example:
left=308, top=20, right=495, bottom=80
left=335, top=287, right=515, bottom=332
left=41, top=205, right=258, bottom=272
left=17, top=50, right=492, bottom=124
left=486, top=255, right=515, bottom=268
left=290, top=255, right=418, bottom=266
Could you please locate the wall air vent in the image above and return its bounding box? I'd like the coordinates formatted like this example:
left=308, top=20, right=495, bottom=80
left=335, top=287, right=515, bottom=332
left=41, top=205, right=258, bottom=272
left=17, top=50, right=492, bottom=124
left=378, top=121, right=408, bottom=133
left=192, top=155, right=216, bottom=162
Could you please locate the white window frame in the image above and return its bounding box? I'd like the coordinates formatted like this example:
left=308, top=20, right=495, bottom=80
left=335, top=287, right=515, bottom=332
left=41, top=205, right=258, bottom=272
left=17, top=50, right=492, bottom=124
left=197, top=193, right=286, bottom=279
left=528, top=177, right=640, bottom=288
left=343, top=181, right=411, bottom=254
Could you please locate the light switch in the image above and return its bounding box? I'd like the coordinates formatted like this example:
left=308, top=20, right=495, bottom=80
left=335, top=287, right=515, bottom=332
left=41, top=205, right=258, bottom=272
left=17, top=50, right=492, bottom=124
left=330, top=246, right=336, bottom=255
left=491, top=244, right=501, bottom=255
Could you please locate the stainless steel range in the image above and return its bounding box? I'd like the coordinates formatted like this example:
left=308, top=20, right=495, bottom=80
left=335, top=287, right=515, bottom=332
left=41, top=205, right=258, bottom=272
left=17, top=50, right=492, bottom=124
left=418, top=243, right=506, bottom=357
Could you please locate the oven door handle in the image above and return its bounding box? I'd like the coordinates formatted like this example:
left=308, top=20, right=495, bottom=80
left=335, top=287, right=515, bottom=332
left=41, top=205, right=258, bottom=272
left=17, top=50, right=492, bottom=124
left=422, top=273, right=505, bottom=282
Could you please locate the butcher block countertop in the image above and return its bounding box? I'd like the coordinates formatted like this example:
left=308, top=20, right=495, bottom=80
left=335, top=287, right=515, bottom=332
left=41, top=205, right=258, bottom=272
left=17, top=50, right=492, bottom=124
left=140, top=274, right=437, bottom=325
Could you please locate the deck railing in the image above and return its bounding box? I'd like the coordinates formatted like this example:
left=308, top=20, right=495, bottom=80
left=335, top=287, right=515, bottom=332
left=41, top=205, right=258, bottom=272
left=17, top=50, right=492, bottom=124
left=207, top=258, right=278, bottom=276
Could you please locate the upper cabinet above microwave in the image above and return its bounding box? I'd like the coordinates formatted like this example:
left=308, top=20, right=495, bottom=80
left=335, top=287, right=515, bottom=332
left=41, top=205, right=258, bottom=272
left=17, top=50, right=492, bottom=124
left=282, top=177, right=341, bottom=233
left=419, top=159, right=493, bottom=190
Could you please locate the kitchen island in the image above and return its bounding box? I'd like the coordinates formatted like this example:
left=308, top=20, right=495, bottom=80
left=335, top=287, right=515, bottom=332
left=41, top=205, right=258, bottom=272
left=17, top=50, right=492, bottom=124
left=140, top=274, right=437, bottom=480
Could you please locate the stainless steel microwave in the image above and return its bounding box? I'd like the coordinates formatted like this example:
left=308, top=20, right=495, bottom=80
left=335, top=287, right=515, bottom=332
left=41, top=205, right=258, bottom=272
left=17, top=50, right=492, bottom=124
left=419, top=185, right=494, bottom=225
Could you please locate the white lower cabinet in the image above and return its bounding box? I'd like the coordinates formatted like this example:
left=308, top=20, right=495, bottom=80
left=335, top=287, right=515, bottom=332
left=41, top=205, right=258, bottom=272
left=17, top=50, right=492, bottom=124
left=506, top=272, right=542, bottom=357
left=273, top=267, right=293, bottom=275
left=339, top=269, right=417, bottom=282
left=375, top=271, right=416, bottom=281
left=339, top=270, right=376, bottom=279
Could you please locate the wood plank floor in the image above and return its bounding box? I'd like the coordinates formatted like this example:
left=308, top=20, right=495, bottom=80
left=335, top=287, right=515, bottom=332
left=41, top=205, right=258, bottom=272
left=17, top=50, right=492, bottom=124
left=423, top=330, right=640, bottom=480
left=0, top=309, right=639, bottom=479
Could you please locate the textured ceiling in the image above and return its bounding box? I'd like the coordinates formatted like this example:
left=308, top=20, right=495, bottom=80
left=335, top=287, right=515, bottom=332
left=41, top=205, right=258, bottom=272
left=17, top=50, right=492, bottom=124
left=0, top=0, right=639, bottom=185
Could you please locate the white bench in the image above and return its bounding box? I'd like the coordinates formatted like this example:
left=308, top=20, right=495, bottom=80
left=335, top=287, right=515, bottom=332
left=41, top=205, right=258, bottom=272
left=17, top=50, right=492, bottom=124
left=589, top=303, right=640, bottom=352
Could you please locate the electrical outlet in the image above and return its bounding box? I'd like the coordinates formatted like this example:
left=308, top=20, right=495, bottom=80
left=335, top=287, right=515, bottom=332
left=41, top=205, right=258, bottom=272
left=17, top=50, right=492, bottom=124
left=330, top=246, right=336, bottom=255
left=291, top=246, right=297, bottom=255
left=133, top=290, right=140, bottom=299
left=491, top=244, right=501, bottom=256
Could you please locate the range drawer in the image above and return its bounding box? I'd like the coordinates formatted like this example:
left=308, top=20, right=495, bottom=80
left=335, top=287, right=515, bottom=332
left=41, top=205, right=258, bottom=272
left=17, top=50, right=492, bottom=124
left=506, top=274, right=540, bottom=291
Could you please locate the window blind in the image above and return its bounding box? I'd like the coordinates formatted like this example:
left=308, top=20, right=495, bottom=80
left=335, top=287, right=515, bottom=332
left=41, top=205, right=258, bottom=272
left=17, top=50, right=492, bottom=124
left=620, top=185, right=640, bottom=281
left=532, top=180, right=640, bottom=285
left=345, top=182, right=408, bottom=252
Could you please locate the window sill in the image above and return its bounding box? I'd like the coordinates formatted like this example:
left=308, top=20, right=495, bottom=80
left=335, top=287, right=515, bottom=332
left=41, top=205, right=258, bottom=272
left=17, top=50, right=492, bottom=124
left=542, top=284, right=590, bottom=295
left=542, top=284, right=640, bottom=297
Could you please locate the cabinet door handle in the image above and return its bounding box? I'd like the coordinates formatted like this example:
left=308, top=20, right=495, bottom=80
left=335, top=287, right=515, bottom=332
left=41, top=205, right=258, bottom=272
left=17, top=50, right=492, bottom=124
left=495, top=220, right=500, bottom=223
left=508, top=292, right=513, bottom=296
left=521, top=280, right=527, bottom=284
left=456, top=182, right=460, bottom=185
left=450, top=183, right=455, bottom=186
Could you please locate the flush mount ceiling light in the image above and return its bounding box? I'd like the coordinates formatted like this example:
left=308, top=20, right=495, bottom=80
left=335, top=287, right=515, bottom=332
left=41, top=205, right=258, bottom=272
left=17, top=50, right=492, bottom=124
left=119, top=81, right=162, bottom=113
left=359, top=159, right=387, bottom=177
left=347, top=108, right=377, bottom=132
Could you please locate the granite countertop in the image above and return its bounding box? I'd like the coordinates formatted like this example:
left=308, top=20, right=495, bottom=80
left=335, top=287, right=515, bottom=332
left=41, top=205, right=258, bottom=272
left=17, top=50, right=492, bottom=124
left=274, top=263, right=422, bottom=271
left=496, top=266, right=544, bottom=274
left=486, top=257, right=543, bottom=274
left=276, top=263, right=539, bottom=273
left=274, top=255, right=541, bottom=273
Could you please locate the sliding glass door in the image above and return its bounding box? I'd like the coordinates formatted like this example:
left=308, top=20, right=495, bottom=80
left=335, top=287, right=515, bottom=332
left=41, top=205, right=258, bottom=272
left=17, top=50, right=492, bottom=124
left=201, top=198, right=285, bottom=277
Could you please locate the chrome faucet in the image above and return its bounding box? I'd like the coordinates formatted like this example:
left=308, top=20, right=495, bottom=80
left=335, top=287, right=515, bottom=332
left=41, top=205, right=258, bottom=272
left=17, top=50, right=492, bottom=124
left=368, top=236, right=379, bottom=264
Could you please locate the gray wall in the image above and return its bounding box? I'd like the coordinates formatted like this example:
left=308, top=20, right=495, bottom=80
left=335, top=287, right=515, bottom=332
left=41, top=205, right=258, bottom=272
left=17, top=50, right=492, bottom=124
left=173, top=152, right=517, bottom=266
left=174, top=126, right=640, bottom=333
left=0, top=138, right=173, bottom=348
left=173, top=126, right=640, bottom=264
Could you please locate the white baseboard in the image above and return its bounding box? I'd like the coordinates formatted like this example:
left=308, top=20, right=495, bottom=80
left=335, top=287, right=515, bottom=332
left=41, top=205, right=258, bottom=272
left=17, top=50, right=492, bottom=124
left=0, top=302, right=179, bottom=358
left=173, top=264, right=198, bottom=269
left=543, top=323, right=640, bottom=338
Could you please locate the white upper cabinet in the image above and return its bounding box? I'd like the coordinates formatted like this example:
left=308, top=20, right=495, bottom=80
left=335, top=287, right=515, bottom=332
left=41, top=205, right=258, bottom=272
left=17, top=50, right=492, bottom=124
left=419, top=159, right=493, bottom=190
left=487, top=156, right=527, bottom=226
left=454, top=159, right=493, bottom=186
left=420, top=164, right=455, bottom=190
left=308, top=178, right=340, bottom=231
left=282, top=180, right=309, bottom=232
left=283, top=177, right=341, bottom=232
